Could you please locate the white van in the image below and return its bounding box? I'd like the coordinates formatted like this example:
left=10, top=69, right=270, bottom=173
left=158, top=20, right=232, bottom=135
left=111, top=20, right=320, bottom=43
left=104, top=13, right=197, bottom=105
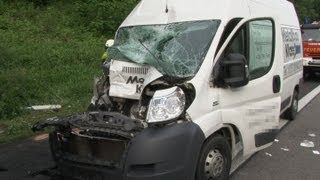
left=33, top=0, right=302, bottom=179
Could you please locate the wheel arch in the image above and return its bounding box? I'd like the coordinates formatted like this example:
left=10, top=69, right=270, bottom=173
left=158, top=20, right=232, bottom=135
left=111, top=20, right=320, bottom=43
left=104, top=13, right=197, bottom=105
left=202, top=123, right=243, bottom=159
left=291, top=84, right=299, bottom=104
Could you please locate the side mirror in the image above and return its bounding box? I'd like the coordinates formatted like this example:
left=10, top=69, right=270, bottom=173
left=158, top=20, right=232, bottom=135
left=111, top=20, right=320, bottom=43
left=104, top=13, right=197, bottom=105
left=220, top=53, right=249, bottom=88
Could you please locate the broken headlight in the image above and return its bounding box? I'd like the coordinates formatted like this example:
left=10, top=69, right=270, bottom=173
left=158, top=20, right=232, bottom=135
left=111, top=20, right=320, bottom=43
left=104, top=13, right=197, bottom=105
left=146, top=86, right=185, bottom=123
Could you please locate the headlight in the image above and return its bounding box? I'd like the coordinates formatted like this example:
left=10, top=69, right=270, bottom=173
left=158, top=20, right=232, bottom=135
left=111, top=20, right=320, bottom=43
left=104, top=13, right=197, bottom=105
left=146, top=86, right=185, bottom=123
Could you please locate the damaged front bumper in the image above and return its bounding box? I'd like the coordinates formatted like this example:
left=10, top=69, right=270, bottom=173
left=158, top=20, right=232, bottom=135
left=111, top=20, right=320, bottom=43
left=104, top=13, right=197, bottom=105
left=33, top=112, right=205, bottom=180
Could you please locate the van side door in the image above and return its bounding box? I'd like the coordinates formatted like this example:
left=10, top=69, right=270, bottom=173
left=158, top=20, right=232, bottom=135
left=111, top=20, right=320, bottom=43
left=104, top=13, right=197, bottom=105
left=212, top=19, right=281, bottom=155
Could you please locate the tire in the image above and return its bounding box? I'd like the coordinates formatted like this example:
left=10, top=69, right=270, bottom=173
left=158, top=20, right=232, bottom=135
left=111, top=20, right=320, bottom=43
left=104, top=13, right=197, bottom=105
left=195, top=135, right=231, bottom=180
left=284, top=90, right=298, bottom=121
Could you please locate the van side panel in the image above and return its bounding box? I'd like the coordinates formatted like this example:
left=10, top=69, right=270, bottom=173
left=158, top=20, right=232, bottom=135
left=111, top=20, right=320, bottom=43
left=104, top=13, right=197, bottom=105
left=281, top=26, right=303, bottom=112
left=248, top=0, right=302, bottom=113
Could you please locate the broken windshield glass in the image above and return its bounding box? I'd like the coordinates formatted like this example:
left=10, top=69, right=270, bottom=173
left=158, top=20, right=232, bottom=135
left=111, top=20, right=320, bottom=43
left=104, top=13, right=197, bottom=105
left=107, top=20, right=221, bottom=78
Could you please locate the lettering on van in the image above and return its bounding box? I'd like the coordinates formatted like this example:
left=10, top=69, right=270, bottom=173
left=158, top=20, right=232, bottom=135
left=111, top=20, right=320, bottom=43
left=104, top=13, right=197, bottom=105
left=282, top=28, right=302, bottom=62
left=126, top=76, right=145, bottom=93
left=304, top=47, right=320, bottom=53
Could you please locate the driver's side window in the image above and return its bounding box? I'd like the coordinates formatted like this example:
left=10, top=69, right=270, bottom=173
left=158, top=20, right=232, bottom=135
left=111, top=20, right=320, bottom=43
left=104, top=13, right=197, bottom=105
left=248, top=20, right=274, bottom=79
left=220, top=19, right=274, bottom=80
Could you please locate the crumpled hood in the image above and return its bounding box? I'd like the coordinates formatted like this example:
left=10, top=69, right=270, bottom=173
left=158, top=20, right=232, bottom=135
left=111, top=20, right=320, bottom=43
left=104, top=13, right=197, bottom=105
left=109, top=60, right=163, bottom=100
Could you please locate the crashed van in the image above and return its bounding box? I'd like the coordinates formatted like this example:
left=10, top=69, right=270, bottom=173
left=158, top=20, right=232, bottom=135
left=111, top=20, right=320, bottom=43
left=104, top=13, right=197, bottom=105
left=33, top=0, right=302, bottom=179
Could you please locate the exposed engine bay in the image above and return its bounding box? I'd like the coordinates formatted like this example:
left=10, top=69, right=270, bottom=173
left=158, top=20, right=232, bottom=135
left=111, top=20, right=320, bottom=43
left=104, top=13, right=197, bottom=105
left=32, top=59, right=196, bottom=178
left=87, top=60, right=195, bottom=122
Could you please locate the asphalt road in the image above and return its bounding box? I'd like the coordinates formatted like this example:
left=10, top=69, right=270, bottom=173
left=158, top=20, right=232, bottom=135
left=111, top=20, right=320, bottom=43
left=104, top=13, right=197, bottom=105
left=0, top=78, right=319, bottom=180
left=299, top=77, right=320, bottom=99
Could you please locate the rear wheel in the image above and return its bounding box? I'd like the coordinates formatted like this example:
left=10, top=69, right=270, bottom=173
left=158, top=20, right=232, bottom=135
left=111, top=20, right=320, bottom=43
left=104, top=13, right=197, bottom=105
left=284, top=90, right=298, bottom=120
left=196, top=135, right=231, bottom=180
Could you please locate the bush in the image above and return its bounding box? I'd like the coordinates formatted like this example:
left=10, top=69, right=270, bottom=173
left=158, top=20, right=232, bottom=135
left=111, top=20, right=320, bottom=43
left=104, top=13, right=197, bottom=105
left=0, top=1, right=106, bottom=120
left=72, top=0, right=138, bottom=35
left=0, top=47, right=28, bottom=119
left=0, top=0, right=140, bottom=120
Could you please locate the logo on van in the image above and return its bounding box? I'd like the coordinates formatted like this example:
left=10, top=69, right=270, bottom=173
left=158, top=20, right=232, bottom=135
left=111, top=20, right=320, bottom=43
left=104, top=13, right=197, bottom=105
left=282, top=28, right=302, bottom=61
left=126, top=76, right=145, bottom=93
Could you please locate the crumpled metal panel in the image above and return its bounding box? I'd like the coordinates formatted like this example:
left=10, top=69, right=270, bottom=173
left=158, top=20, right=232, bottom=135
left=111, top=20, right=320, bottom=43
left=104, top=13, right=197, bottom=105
left=109, top=60, right=163, bottom=100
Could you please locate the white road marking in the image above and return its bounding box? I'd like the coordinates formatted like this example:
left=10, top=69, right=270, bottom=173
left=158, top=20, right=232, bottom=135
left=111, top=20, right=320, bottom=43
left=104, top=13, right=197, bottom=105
left=298, top=85, right=320, bottom=112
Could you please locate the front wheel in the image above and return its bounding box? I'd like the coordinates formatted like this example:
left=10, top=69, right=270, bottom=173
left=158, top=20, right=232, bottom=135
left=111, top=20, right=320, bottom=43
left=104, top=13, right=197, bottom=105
left=195, top=135, right=231, bottom=180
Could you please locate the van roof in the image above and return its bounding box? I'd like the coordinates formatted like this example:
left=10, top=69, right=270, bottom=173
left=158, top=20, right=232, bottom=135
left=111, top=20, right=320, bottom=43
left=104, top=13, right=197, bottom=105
left=120, top=0, right=297, bottom=28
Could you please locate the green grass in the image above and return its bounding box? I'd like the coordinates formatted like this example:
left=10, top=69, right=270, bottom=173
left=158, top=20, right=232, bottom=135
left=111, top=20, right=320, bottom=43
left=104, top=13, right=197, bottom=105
left=0, top=0, right=125, bottom=143
left=0, top=108, right=83, bottom=144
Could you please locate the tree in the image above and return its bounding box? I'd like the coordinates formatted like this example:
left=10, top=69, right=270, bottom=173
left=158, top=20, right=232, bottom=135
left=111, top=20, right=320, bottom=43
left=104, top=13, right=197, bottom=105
left=289, top=0, right=295, bottom=5
left=294, top=0, right=320, bottom=22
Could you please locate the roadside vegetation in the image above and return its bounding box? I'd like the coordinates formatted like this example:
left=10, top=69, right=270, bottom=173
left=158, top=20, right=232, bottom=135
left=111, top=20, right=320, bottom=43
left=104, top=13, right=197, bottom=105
left=294, top=0, right=320, bottom=22
left=0, top=0, right=137, bottom=143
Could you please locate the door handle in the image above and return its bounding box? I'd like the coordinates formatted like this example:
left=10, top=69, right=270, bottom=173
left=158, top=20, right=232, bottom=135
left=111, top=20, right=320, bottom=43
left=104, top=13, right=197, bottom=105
left=273, top=75, right=281, bottom=93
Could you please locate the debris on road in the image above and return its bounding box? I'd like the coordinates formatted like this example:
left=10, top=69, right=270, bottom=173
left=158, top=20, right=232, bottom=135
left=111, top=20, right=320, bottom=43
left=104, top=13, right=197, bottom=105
left=26, top=105, right=62, bottom=111
left=274, top=139, right=279, bottom=142
left=265, top=152, right=272, bottom=157
left=312, top=150, right=320, bottom=155
left=32, top=134, right=49, bottom=142
left=300, top=140, right=315, bottom=148
left=308, top=133, right=316, bottom=137
left=280, top=148, right=290, bottom=152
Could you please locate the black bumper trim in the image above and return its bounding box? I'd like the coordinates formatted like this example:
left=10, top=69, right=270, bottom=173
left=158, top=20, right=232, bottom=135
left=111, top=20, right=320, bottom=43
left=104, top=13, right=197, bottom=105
left=52, top=121, right=205, bottom=180
left=255, top=129, right=279, bottom=147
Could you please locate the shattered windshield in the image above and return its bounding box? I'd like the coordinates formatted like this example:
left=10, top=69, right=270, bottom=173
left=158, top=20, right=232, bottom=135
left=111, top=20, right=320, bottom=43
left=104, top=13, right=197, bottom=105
left=107, top=20, right=220, bottom=78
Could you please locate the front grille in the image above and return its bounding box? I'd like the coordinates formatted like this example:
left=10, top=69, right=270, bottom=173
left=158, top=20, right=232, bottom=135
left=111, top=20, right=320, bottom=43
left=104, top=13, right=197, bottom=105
left=122, top=66, right=148, bottom=74
left=58, top=133, right=127, bottom=165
